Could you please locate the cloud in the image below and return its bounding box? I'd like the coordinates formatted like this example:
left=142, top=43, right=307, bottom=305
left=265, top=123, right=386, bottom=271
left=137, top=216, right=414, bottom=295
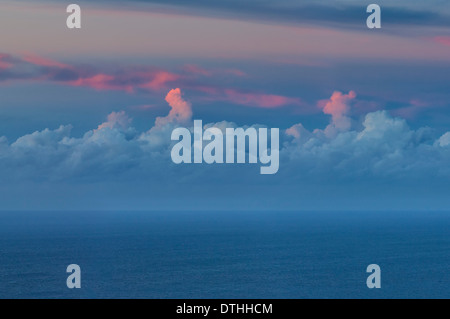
left=157, top=88, right=193, bottom=125
left=317, top=90, right=356, bottom=137
left=67, top=70, right=180, bottom=93
left=12, top=125, right=73, bottom=150
left=198, top=88, right=303, bottom=108
left=284, top=110, right=436, bottom=179
left=22, top=53, right=71, bottom=69
left=438, top=132, right=450, bottom=147
left=137, top=88, right=193, bottom=150
left=432, top=36, right=450, bottom=46
left=0, top=53, right=248, bottom=96
left=1, top=88, right=450, bottom=187
left=73, top=0, right=450, bottom=30
left=4, top=84, right=450, bottom=211
left=0, top=54, right=13, bottom=70
left=223, top=89, right=302, bottom=108
left=1, top=53, right=299, bottom=110
left=282, top=90, right=450, bottom=181
left=139, top=71, right=181, bottom=90
left=97, top=111, right=132, bottom=130
left=70, top=74, right=132, bottom=92
left=0, top=53, right=180, bottom=93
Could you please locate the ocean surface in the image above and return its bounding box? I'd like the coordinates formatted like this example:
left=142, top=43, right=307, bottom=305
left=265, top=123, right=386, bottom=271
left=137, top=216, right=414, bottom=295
left=0, top=211, right=448, bottom=299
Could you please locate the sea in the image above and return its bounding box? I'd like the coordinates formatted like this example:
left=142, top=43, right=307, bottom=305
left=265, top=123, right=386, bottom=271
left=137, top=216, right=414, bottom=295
left=0, top=211, right=448, bottom=299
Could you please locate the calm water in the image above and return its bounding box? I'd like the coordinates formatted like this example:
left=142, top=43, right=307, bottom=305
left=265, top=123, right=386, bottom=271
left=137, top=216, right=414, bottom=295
left=0, top=211, right=448, bottom=299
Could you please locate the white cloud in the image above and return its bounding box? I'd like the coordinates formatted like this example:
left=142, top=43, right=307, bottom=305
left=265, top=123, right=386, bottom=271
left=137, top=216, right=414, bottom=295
left=97, top=111, right=132, bottom=131
left=1, top=89, right=450, bottom=184
left=438, top=132, right=450, bottom=147
left=285, top=123, right=312, bottom=143
left=12, top=125, right=72, bottom=149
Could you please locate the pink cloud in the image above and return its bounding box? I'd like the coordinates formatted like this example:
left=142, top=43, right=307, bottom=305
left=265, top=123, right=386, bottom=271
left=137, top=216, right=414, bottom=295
left=3, top=53, right=251, bottom=101
left=66, top=69, right=179, bottom=93
left=0, top=54, right=13, bottom=69
left=155, top=88, right=192, bottom=126
left=223, top=89, right=302, bottom=108
left=2, top=52, right=292, bottom=111
left=318, top=91, right=356, bottom=135
left=1, top=53, right=181, bottom=93
left=22, top=53, right=70, bottom=69
left=165, top=88, right=192, bottom=120
left=195, top=86, right=303, bottom=108
left=432, top=36, right=450, bottom=46
left=320, top=91, right=356, bottom=117
left=69, top=74, right=133, bottom=93
left=139, top=71, right=180, bottom=90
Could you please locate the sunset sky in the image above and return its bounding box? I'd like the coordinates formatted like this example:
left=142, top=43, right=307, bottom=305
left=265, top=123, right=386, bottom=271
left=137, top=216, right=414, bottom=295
left=1, top=0, right=450, bottom=210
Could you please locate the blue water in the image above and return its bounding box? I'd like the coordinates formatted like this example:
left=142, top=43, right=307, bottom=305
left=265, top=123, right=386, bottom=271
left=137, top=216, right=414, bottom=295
left=0, top=211, right=448, bottom=299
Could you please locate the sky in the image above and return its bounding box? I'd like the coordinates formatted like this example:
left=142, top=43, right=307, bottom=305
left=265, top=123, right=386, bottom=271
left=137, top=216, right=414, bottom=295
left=1, top=0, right=450, bottom=211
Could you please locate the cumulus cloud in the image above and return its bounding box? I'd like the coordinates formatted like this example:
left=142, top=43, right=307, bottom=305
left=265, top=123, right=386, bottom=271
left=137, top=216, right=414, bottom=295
left=97, top=111, right=132, bottom=131
left=285, top=123, right=312, bottom=143
left=1, top=89, right=450, bottom=185
left=155, top=88, right=193, bottom=126
left=284, top=109, right=444, bottom=179
left=12, top=125, right=73, bottom=149
left=282, top=90, right=450, bottom=180
left=438, top=132, right=450, bottom=147
left=137, top=88, right=194, bottom=151
left=317, top=90, right=356, bottom=137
